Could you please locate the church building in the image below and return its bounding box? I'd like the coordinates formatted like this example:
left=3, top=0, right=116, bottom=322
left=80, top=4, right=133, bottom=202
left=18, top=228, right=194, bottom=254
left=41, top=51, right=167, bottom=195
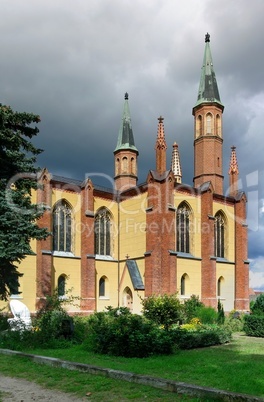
left=6, top=34, right=250, bottom=315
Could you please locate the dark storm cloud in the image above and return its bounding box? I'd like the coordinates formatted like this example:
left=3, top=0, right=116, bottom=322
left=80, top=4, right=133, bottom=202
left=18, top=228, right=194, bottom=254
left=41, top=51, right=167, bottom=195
left=1, top=0, right=264, bottom=287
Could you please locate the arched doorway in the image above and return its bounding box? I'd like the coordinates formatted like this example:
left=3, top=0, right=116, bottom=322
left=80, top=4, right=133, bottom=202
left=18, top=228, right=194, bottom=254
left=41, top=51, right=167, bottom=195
left=122, top=287, right=133, bottom=312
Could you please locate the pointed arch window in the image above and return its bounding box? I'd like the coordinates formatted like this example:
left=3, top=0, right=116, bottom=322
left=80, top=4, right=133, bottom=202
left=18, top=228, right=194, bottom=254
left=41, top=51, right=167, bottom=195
left=196, top=115, right=202, bottom=137
left=53, top=200, right=72, bottom=252
left=95, top=208, right=112, bottom=256
left=176, top=203, right=190, bottom=253
left=181, top=273, right=189, bottom=296
left=58, top=275, right=66, bottom=296
left=216, top=114, right=221, bottom=136
left=217, top=276, right=224, bottom=297
left=215, top=212, right=225, bottom=258
left=206, top=113, right=212, bottom=134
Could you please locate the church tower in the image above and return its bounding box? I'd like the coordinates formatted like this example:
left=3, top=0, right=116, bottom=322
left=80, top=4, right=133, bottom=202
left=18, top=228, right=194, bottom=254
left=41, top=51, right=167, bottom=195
left=114, top=93, right=138, bottom=191
left=193, top=33, right=224, bottom=195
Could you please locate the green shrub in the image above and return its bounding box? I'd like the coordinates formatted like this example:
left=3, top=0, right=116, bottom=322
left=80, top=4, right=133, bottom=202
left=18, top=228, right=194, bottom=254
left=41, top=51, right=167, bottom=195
left=172, top=325, right=232, bottom=349
left=224, top=311, right=244, bottom=332
left=83, top=310, right=174, bottom=357
left=217, top=300, right=225, bottom=324
left=71, top=316, right=90, bottom=344
left=251, top=293, right=264, bottom=316
left=141, top=293, right=183, bottom=330
left=182, top=295, right=204, bottom=323
left=0, top=311, right=9, bottom=331
left=195, top=306, right=218, bottom=324
left=243, top=314, right=264, bottom=337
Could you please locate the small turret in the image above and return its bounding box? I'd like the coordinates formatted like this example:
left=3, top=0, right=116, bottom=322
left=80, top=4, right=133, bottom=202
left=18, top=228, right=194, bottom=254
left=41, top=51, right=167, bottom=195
left=171, top=142, right=182, bottom=183
left=229, top=146, right=239, bottom=196
left=155, top=116, right=167, bottom=174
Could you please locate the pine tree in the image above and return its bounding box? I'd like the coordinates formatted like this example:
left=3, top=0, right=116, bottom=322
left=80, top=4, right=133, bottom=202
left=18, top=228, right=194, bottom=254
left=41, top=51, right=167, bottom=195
left=0, top=104, right=49, bottom=300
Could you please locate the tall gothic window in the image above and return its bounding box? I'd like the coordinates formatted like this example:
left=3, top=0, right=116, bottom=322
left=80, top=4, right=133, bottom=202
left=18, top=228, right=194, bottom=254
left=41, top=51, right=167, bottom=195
left=215, top=212, right=225, bottom=258
left=58, top=275, right=66, bottom=296
left=53, top=200, right=72, bottom=252
left=94, top=208, right=111, bottom=256
left=206, top=113, right=212, bottom=134
left=176, top=203, right=190, bottom=253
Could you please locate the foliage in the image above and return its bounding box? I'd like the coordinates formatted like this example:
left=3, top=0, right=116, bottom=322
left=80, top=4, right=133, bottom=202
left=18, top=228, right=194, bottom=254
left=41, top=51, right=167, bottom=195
left=182, top=294, right=204, bottom=323
left=0, top=310, right=9, bottom=331
left=224, top=311, right=244, bottom=332
left=172, top=325, right=232, bottom=349
left=32, top=288, right=79, bottom=346
left=250, top=293, right=264, bottom=316
left=243, top=314, right=264, bottom=337
left=0, top=104, right=50, bottom=300
left=83, top=309, right=174, bottom=357
left=195, top=306, right=218, bottom=324
left=181, top=317, right=201, bottom=331
left=217, top=300, right=225, bottom=324
left=141, top=293, right=183, bottom=330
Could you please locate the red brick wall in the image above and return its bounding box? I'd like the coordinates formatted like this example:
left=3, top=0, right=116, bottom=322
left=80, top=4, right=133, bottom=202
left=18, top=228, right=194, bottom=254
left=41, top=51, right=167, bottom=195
left=200, top=189, right=217, bottom=308
left=145, top=173, right=177, bottom=296
left=80, top=179, right=96, bottom=312
left=234, top=196, right=249, bottom=311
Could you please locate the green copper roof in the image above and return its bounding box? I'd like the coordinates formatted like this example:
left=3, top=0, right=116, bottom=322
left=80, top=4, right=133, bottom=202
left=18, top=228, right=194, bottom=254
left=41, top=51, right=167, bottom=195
left=114, top=93, right=138, bottom=153
left=196, top=33, right=223, bottom=107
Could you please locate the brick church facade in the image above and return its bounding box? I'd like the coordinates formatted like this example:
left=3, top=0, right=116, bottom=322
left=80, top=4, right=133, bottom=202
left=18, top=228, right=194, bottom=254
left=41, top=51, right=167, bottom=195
left=4, top=34, right=249, bottom=315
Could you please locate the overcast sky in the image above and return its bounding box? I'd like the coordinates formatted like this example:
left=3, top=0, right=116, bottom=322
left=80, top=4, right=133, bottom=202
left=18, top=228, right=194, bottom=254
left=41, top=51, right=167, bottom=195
left=1, top=0, right=264, bottom=290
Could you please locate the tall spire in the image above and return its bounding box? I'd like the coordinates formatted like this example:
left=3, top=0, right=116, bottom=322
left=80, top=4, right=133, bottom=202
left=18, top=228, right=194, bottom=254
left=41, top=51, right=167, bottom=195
left=196, top=33, right=223, bottom=107
left=115, top=92, right=138, bottom=153
left=171, top=142, right=182, bottom=183
left=114, top=93, right=138, bottom=191
left=193, top=34, right=224, bottom=195
left=155, top=116, right=167, bottom=174
left=229, top=146, right=239, bottom=196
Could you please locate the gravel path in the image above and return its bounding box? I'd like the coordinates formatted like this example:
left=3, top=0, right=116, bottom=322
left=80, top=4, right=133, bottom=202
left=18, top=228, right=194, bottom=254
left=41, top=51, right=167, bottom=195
left=0, top=375, right=86, bottom=401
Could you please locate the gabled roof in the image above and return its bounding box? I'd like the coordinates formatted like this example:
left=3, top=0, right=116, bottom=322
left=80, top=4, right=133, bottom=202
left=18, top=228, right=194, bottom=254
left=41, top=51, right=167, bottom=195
left=114, top=93, right=138, bottom=153
left=195, top=33, right=223, bottom=108
left=126, top=260, right=145, bottom=290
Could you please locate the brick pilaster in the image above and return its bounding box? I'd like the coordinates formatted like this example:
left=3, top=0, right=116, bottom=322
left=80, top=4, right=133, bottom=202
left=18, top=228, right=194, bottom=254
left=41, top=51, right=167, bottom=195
left=200, top=187, right=217, bottom=307
left=36, top=170, right=53, bottom=309
left=234, top=195, right=249, bottom=311
left=145, top=172, right=177, bottom=296
left=80, top=179, right=96, bottom=313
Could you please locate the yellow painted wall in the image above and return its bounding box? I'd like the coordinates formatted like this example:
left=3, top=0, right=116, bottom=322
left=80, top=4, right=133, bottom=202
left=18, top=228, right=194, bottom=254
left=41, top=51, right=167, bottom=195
left=177, top=258, right=201, bottom=301
left=119, top=193, right=147, bottom=260
left=216, top=263, right=235, bottom=312
left=53, top=256, right=81, bottom=312
left=96, top=259, right=119, bottom=311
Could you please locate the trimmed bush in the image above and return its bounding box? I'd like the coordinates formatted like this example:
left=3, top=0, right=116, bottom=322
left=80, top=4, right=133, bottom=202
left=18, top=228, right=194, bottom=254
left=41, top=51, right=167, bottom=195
left=141, top=293, right=183, bottom=330
left=182, top=295, right=204, bottom=323
left=195, top=306, right=218, bottom=324
left=83, top=309, right=174, bottom=357
left=243, top=315, right=264, bottom=337
left=172, top=325, right=232, bottom=349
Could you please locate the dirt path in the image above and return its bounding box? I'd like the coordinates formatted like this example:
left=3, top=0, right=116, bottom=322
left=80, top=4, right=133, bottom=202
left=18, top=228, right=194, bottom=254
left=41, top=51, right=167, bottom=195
left=0, top=375, right=86, bottom=401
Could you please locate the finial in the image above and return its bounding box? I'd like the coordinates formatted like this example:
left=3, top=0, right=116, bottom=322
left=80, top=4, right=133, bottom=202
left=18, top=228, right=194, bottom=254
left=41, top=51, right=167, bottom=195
left=124, top=92, right=129, bottom=100
left=158, top=115, right=164, bottom=123
left=205, top=32, right=210, bottom=43
left=231, top=145, right=236, bottom=151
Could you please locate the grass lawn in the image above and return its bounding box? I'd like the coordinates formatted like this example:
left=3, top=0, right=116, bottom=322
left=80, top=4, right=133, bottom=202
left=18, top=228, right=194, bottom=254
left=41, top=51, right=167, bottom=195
left=0, top=333, right=263, bottom=400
